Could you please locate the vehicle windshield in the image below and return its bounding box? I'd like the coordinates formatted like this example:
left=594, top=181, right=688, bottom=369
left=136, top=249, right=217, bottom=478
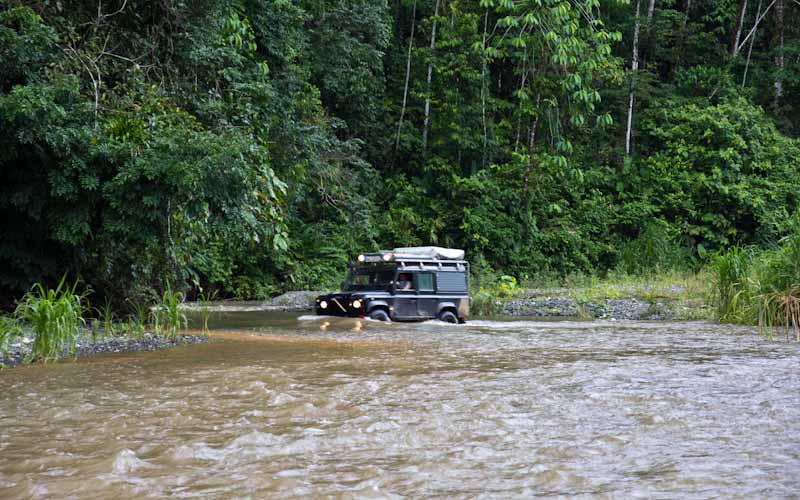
left=344, top=268, right=395, bottom=291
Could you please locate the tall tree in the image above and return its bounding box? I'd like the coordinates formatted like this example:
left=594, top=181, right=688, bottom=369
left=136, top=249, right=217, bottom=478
left=731, top=0, right=748, bottom=55
left=421, top=0, right=440, bottom=152
left=773, top=0, right=784, bottom=104
left=625, top=0, right=642, bottom=157
left=396, top=0, right=417, bottom=154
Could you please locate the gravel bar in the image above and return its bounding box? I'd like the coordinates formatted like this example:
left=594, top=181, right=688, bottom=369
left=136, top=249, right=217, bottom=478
left=1, top=333, right=208, bottom=368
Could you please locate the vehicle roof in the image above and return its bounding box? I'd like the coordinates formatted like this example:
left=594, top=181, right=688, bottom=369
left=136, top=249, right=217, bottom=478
left=353, top=260, right=468, bottom=269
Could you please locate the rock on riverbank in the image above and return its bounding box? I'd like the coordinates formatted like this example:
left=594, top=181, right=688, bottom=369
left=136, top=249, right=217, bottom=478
left=501, top=295, right=706, bottom=320
left=1, top=333, right=208, bottom=368
left=180, top=291, right=327, bottom=313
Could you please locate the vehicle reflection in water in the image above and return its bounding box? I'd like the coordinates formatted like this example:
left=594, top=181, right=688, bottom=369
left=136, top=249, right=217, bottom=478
left=1, top=311, right=799, bottom=498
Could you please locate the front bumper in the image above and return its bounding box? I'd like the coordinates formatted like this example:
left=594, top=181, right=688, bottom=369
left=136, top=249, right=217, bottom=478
left=315, top=296, right=364, bottom=317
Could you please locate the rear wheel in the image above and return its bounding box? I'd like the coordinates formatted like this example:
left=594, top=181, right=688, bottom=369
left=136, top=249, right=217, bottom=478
left=438, top=310, right=458, bottom=324
left=369, top=309, right=390, bottom=322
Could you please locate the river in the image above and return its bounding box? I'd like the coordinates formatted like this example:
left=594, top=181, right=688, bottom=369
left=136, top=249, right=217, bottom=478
left=1, top=312, right=798, bottom=498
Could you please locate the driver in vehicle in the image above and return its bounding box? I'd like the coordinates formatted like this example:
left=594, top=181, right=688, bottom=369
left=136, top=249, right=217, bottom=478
left=397, top=273, right=413, bottom=290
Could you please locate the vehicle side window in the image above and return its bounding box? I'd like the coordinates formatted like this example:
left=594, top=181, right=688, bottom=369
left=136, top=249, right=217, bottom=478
left=436, top=272, right=467, bottom=292
left=396, top=272, right=415, bottom=290
left=417, top=273, right=434, bottom=291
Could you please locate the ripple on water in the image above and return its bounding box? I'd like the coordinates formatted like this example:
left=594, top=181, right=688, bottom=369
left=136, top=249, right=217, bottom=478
left=0, top=316, right=799, bottom=498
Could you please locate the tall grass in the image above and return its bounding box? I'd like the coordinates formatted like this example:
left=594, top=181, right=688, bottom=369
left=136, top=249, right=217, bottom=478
left=197, top=289, right=218, bottom=336
left=126, top=299, right=149, bottom=341
left=151, top=285, right=187, bottom=340
left=101, top=299, right=116, bottom=337
left=709, top=247, right=755, bottom=323
left=14, top=278, right=89, bottom=362
left=755, top=219, right=800, bottom=339
left=710, top=216, right=800, bottom=339
left=759, top=289, right=800, bottom=341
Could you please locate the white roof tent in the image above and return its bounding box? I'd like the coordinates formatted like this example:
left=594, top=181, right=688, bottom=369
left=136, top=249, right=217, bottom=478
left=357, top=246, right=465, bottom=264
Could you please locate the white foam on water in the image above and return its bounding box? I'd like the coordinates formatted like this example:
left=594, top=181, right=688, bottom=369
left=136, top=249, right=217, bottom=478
left=171, top=442, right=225, bottom=462
left=419, top=319, right=466, bottom=327
left=112, top=449, right=154, bottom=475
left=466, top=319, right=610, bottom=330
left=297, top=314, right=325, bottom=321
left=225, top=430, right=280, bottom=450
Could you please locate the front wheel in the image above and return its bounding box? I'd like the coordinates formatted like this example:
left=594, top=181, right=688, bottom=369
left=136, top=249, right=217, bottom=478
left=368, top=309, right=390, bottom=322
left=437, top=310, right=458, bottom=324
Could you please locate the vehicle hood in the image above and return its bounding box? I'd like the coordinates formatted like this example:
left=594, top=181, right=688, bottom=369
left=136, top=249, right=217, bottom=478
left=315, top=291, right=391, bottom=302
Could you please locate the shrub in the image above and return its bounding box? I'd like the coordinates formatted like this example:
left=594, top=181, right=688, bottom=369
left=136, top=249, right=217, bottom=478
left=617, top=219, right=694, bottom=276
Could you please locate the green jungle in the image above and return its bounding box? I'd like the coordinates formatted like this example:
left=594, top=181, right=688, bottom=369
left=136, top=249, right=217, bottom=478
left=1, top=0, right=799, bottom=340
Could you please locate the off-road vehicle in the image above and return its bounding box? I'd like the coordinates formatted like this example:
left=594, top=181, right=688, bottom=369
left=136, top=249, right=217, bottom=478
left=314, top=247, right=470, bottom=323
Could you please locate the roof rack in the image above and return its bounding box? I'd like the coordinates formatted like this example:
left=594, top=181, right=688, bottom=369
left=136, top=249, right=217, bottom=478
left=356, top=246, right=465, bottom=264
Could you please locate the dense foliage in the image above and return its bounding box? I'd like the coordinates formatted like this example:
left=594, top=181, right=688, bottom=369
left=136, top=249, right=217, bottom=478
left=1, top=0, right=798, bottom=304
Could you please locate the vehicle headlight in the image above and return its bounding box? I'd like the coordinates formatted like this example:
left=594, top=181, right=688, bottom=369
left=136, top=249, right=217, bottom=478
left=357, top=254, right=365, bottom=262
left=352, top=299, right=362, bottom=309
left=320, top=300, right=328, bottom=309
left=382, top=253, right=392, bottom=261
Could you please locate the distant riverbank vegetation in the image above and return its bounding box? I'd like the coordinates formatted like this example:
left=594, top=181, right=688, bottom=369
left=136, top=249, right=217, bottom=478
left=1, top=2, right=798, bottom=329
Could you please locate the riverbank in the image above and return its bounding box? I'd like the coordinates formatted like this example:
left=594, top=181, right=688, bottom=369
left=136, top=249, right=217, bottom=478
left=215, top=285, right=710, bottom=321
left=500, top=284, right=710, bottom=320
left=501, top=296, right=707, bottom=320
left=1, top=330, right=208, bottom=368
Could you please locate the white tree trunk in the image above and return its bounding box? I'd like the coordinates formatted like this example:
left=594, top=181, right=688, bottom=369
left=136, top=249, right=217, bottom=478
left=395, top=0, right=417, bottom=153
left=736, top=0, right=776, bottom=53
left=774, top=0, right=784, bottom=104
left=521, top=92, right=541, bottom=205
left=731, top=0, right=748, bottom=55
left=422, top=0, right=441, bottom=152
left=625, top=0, right=642, bottom=157
left=683, top=0, right=691, bottom=27
left=480, top=9, right=489, bottom=167
left=742, top=0, right=763, bottom=86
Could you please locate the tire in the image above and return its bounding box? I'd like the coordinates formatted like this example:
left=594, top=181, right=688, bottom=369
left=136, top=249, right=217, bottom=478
left=368, top=309, right=390, bottom=322
left=438, top=310, right=458, bottom=324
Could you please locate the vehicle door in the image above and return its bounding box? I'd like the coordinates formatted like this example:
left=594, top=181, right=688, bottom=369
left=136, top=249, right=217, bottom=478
left=393, top=271, right=418, bottom=319
left=415, top=272, right=437, bottom=318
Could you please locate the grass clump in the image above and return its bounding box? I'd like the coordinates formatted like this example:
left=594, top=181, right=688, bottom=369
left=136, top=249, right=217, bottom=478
left=126, top=299, right=149, bottom=341
left=101, top=299, right=116, bottom=337
left=14, top=278, right=89, bottom=362
left=151, top=285, right=187, bottom=340
left=709, top=247, right=755, bottom=323
left=709, top=215, right=800, bottom=339
left=197, top=289, right=218, bottom=336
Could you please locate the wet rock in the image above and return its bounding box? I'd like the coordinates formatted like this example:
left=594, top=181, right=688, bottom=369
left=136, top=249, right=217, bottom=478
left=267, top=291, right=326, bottom=311
left=181, top=291, right=326, bottom=313
left=500, top=296, right=686, bottom=320
left=598, top=299, right=651, bottom=320
left=501, top=297, right=580, bottom=317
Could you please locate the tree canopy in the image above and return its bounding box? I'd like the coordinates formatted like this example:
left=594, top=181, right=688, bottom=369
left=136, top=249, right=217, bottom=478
left=1, top=0, right=798, bottom=302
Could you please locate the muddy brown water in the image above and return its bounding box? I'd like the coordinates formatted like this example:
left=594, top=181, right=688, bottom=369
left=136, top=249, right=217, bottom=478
left=1, top=312, right=799, bottom=498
